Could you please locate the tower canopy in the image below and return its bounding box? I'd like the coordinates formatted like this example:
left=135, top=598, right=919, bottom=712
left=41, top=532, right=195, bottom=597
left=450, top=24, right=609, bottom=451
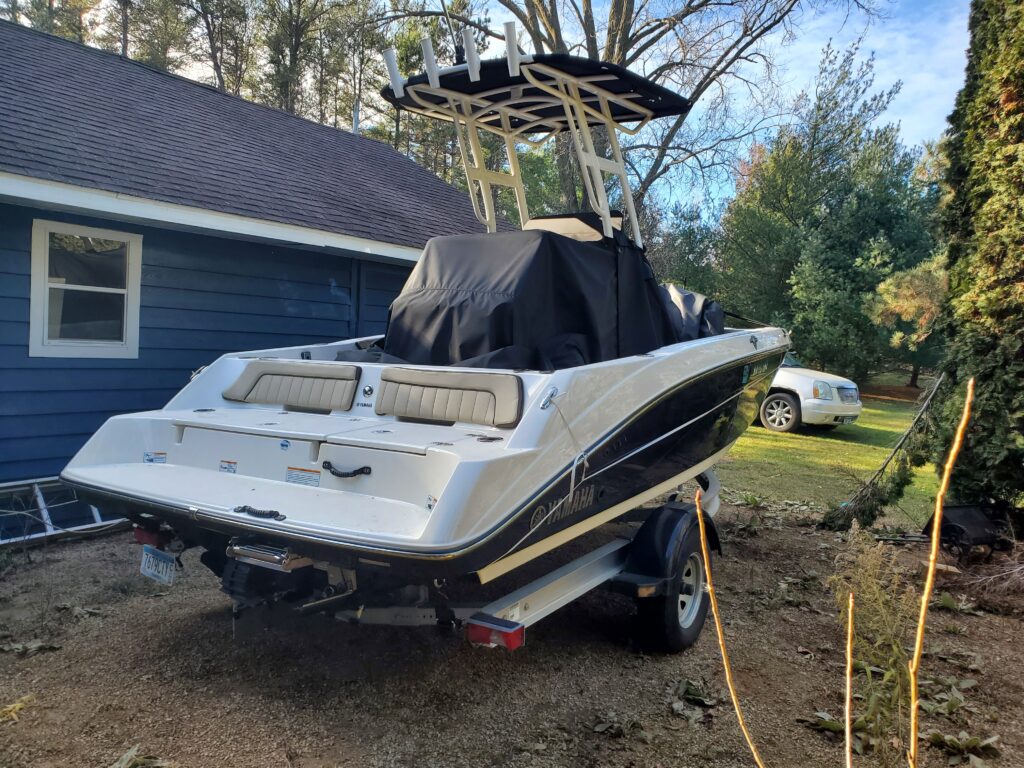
left=382, top=53, right=691, bottom=139
left=380, top=26, right=692, bottom=246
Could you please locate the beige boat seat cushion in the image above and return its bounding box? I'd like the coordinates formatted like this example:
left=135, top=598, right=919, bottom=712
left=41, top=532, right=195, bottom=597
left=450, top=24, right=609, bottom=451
left=375, top=368, right=523, bottom=428
left=222, top=361, right=360, bottom=412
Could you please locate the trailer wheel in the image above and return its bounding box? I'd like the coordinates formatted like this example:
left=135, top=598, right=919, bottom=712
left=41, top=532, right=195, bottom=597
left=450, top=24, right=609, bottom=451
left=636, top=525, right=710, bottom=653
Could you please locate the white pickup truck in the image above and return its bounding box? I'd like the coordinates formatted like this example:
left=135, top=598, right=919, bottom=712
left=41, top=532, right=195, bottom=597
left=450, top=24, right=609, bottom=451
left=759, top=353, right=862, bottom=432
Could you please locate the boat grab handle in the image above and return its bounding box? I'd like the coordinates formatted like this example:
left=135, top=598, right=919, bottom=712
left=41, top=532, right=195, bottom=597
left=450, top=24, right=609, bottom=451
left=233, top=505, right=286, bottom=521
left=322, top=461, right=372, bottom=478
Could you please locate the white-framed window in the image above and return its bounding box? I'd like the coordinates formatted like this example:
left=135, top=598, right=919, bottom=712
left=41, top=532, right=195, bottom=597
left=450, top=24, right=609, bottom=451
left=29, top=219, right=143, bottom=358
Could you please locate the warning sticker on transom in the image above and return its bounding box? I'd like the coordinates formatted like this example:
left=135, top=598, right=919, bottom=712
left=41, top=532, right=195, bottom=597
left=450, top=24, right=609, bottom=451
left=219, top=460, right=237, bottom=474
left=286, top=467, right=321, bottom=487
left=143, top=451, right=167, bottom=464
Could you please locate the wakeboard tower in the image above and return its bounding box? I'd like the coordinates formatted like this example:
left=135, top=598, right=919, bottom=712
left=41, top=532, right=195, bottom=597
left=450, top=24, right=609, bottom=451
left=61, top=23, right=789, bottom=651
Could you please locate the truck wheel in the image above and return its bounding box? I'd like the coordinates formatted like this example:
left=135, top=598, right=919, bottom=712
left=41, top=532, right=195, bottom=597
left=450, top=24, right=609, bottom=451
left=636, top=525, right=710, bottom=653
left=760, top=392, right=800, bottom=432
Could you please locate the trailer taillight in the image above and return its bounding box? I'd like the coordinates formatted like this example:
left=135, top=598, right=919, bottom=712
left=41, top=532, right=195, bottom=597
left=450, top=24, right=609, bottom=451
left=466, top=613, right=525, bottom=651
left=133, top=525, right=171, bottom=549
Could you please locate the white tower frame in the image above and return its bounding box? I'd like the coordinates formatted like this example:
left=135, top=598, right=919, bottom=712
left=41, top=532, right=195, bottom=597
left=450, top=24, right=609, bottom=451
left=384, top=29, right=659, bottom=247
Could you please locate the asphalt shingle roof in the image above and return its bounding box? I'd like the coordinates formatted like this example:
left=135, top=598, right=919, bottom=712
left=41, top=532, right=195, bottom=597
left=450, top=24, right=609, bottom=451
left=0, top=21, right=486, bottom=249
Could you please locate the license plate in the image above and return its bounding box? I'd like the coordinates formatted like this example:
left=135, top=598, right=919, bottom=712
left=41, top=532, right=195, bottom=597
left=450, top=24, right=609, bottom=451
left=841, top=416, right=857, bottom=424
left=140, top=544, right=176, bottom=586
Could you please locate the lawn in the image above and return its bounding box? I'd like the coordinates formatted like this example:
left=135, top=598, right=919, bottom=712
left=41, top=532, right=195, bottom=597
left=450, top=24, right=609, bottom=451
left=717, top=394, right=939, bottom=525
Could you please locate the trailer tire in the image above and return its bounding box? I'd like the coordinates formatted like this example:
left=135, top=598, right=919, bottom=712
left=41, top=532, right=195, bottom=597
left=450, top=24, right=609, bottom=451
left=635, top=524, right=710, bottom=653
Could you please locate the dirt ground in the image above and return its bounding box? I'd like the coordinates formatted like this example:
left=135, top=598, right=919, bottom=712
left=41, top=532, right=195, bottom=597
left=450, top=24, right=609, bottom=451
left=1, top=506, right=1021, bottom=768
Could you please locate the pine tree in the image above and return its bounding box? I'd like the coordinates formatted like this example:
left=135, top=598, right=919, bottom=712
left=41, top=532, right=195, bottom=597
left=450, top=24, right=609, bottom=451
left=130, top=0, right=192, bottom=72
left=1, top=0, right=23, bottom=23
left=261, top=0, right=330, bottom=113
left=185, top=0, right=258, bottom=93
left=927, top=0, right=1024, bottom=505
left=96, top=0, right=131, bottom=56
left=25, top=0, right=99, bottom=42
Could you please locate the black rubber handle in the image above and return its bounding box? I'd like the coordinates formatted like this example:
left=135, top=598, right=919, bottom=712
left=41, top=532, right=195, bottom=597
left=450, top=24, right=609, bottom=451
left=233, top=505, right=286, bottom=521
left=322, top=461, right=371, bottom=478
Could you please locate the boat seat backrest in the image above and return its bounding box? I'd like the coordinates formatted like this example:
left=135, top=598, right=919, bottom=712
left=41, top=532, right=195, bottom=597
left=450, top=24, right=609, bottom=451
left=222, top=361, right=360, bottom=412
left=375, top=368, right=523, bottom=428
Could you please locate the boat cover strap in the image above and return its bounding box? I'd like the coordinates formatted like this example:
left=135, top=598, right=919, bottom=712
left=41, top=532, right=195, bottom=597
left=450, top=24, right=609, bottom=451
left=375, top=368, right=523, bottom=428
left=222, top=361, right=361, bottom=412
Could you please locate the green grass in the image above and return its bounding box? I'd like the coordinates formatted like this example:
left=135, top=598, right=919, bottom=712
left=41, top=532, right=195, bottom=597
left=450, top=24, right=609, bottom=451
left=717, top=397, right=939, bottom=525
left=863, top=369, right=935, bottom=389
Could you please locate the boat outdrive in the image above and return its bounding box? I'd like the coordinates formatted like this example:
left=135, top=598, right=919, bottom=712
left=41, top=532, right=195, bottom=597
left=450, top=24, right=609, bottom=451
left=61, top=27, right=789, bottom=651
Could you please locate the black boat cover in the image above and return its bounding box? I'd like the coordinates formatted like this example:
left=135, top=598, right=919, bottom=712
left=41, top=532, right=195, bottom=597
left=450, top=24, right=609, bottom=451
left=660, top=283, right=725, bottom=341
left=379, top=226, right=683, bottom=370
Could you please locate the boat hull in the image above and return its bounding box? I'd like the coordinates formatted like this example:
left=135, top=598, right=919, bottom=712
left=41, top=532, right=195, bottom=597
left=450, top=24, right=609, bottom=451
left=65, top=345, right=783, bottom=581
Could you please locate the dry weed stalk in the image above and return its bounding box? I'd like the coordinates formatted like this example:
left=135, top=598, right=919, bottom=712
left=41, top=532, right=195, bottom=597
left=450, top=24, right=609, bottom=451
left=845, top=591, right=854, bottom=768
left=694, top=377, right=975, bottom=768
left=908, top=377, right=974, bottom=768
left=831, top=531, right=918, bottom=764
left=695, top=489, right=767, bottom=768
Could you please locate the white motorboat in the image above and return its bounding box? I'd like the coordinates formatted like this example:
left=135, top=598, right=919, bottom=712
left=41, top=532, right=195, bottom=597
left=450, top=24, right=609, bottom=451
left=62, top=31, right=789, bottom=650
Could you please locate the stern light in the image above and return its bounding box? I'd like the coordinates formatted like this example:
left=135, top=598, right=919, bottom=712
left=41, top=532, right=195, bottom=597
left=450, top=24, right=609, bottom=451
left=466, top=613, right=526, bottom=650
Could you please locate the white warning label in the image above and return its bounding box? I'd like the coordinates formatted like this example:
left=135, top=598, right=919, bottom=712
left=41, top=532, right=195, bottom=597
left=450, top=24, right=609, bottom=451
left=285, top=467, right=321, bottom=487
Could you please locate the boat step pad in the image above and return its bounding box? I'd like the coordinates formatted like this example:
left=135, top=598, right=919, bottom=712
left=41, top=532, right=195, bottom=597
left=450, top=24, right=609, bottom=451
left=375, top=368, right=523, bottom=428
left=222, top=361, right=361, bottom=412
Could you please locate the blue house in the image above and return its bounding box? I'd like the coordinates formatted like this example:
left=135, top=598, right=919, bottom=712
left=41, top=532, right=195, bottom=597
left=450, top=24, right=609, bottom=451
left=0, top=21, right=486, bottom=490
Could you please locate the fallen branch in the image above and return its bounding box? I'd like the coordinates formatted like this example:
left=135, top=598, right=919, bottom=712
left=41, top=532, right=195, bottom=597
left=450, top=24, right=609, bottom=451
left=823, top=373, right=945, bottom=530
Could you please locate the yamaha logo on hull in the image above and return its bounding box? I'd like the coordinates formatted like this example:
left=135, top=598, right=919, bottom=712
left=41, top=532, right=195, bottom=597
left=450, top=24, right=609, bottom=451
left=529, top=484, right=597, bottom=530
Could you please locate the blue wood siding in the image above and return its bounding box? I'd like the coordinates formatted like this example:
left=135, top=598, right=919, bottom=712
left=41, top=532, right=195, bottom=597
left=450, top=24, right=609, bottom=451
left=0, top=202, right=410, bottom=482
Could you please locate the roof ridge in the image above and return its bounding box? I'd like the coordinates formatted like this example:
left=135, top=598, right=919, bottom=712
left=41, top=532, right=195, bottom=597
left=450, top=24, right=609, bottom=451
left=0, top=19, right=488, bottom=248
left=0, top=19, right=391, bottom=152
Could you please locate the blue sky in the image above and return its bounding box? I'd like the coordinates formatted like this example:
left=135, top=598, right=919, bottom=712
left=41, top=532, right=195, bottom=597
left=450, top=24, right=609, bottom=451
left=482, top=0, right=971, bottom=149
left=478, top=0, right=971, bottom=205
left=773, top=0, right=970, bottom=148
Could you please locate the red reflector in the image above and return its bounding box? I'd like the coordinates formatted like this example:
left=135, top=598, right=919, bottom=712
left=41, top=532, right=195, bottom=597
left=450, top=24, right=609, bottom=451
left=466, top=614, right=526, bottom=651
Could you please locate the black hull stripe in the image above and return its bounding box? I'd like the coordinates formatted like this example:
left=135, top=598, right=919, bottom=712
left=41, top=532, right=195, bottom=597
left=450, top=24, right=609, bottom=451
left=501, top=365, right=773, bottom=559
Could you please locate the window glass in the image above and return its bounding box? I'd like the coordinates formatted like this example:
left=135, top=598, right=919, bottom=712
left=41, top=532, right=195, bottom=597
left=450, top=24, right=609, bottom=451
left=47, top=233, right=127, bottom=289
left=46, top=287, right=126, bottom=342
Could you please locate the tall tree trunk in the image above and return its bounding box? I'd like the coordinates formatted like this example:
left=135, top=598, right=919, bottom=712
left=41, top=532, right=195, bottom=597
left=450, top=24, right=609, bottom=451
left=119, top=0, right=128, bottom=54
left=198, top=6, right=226, bottom=90
left=554, top=134, right=580, bottom=211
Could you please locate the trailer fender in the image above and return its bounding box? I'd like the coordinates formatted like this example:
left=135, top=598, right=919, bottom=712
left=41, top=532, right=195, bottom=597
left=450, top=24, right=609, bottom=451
left=609, top=502, right=720, bottom=598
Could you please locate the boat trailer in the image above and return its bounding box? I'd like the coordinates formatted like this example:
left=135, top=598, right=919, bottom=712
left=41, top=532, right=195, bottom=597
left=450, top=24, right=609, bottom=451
left=138, top=470, right=722, bottom=653
left=325, top=470, right=723, bottom=651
